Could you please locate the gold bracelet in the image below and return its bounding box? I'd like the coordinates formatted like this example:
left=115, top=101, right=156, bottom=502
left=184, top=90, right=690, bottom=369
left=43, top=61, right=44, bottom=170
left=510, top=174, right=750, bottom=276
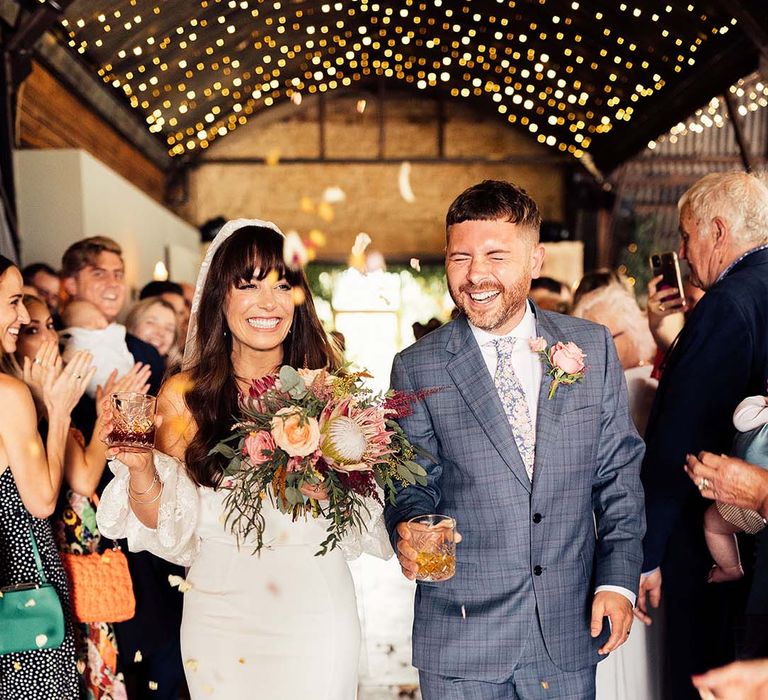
left=128, top=470, right=158, bottom=496
left=128, top=481, right=164, bottom=505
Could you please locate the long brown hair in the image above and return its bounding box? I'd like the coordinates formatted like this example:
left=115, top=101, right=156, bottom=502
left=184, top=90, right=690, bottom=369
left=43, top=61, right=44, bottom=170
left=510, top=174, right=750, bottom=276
left=184, top=225, right=339, bottom=488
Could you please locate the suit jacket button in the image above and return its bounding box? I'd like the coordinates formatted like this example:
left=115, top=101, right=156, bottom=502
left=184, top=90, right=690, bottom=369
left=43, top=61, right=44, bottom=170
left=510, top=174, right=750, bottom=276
left=533, top=565, right=543, bottom=576
left=532, top=513, right=542, bottom=524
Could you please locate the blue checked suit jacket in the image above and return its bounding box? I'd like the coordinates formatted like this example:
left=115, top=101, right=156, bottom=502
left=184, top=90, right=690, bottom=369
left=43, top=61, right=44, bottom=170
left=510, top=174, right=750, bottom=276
left=384, top=304, right=646, bottom=680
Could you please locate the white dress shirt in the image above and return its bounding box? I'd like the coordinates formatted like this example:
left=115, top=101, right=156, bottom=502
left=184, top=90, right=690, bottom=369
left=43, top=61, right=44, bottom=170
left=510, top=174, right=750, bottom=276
left=468, top=301, right=636, bottom=607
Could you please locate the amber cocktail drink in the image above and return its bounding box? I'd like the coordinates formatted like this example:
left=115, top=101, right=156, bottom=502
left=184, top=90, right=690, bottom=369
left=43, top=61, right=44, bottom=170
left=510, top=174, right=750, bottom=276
left=407, top=515, right=457, bottom=582
left=106, top=392, right=157, bottom=451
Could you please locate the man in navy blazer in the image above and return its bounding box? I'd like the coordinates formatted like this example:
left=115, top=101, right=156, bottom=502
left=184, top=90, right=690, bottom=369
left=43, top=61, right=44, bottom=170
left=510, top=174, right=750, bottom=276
left=637, top=171, right=768, bottom=699
left=385, top=180, right=645, bottom=699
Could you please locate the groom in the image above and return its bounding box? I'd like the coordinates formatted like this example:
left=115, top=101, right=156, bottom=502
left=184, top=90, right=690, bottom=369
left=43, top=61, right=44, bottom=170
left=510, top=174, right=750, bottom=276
left=384, top=180, right=645, bottom=699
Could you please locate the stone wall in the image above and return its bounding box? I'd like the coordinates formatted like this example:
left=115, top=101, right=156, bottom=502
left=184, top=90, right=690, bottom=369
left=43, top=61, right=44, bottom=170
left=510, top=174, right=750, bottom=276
left=186, top=93, right=566, bottom=261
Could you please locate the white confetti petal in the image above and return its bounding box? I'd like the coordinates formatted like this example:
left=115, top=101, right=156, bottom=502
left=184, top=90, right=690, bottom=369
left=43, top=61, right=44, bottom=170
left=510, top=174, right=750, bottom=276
left=35, top=634, right=47, bottom=647
left=398, top=161, right=416, bottom=203
left=409, top=258, right=421, bottom=272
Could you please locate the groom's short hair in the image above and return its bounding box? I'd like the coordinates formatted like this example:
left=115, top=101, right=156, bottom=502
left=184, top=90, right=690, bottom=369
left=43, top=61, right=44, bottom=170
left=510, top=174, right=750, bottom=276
left=446, top=179, right=542, bottom=242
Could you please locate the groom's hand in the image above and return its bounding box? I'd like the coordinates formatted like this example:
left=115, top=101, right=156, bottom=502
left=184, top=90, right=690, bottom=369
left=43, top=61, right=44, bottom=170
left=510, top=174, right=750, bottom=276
left=395, top=522, right=420, bottom=580
left=591, top=591, right=633, bottom=655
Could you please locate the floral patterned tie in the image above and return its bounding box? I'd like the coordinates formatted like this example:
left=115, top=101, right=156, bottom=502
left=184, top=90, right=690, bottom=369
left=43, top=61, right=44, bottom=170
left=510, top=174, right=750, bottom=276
left=493, top=337, right=535, bottom=481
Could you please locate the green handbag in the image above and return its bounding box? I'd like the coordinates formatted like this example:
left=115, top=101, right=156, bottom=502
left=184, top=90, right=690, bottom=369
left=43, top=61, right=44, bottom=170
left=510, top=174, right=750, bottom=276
left=0, top=523, right=65, bottom=655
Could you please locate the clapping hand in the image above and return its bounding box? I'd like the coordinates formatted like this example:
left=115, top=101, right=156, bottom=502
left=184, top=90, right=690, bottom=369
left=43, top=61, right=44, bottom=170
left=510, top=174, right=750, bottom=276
left=41, top=350, right=95, bottom=418
left=22, top=340, right=62, bottom=409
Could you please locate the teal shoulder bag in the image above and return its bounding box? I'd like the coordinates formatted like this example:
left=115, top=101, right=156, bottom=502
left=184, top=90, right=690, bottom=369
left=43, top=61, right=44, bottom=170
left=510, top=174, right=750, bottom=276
left=0, top=523, right=66, bottom=655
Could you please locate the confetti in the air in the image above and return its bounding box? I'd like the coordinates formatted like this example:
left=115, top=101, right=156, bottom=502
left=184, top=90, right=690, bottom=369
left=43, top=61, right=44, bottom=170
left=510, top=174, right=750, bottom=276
left=283, top=231, right=309, bottom=270
left=317, top=201, right=335, bottom=222
left=148, top=680, right=158, bottom=691
left=168, top=575, right=193, bottom=593
left=398, top=161, right=416, bottom=203
left=291, top=92, right=302, bottom=106
left=410, top=258, right=421, bottom=272
left=299, top=196, right=315, bottom=213
left=265, top=149, right=281, bottom=167
left=308, top=229, right=327, bottom=247
left=134, top=651, right=143, bottom=663
left=356, top=99, right=367, bottom=114
left=291, top=288, right=307, bottom=306
left=35, top=634, right=47, bottom=648
left=322, top=186, right=346, bottom=204
left=185, top=659, right=199, bottom=672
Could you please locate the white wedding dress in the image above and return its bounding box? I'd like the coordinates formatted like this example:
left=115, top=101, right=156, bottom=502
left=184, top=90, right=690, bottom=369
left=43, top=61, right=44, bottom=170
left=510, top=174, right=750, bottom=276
left=97, top=451, right=392, bottom=700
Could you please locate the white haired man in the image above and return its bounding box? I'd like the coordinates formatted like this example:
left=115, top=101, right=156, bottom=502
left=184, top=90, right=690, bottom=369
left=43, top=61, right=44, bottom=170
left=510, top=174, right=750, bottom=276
left=637, top=171, right=768, bottom=698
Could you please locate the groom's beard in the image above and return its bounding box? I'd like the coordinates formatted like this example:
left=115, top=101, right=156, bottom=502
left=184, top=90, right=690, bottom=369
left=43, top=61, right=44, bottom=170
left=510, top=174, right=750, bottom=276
left=449, top=277, right=531, bottom=333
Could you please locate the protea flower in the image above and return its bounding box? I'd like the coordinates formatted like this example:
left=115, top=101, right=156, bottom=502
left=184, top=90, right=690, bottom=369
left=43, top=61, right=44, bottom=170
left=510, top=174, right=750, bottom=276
left=319, top=398, right=393, bottom=472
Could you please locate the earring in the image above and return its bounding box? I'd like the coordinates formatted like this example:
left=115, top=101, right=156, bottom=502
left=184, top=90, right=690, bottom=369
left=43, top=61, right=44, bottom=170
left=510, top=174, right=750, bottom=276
left=223, top=328, right=228, bottom=337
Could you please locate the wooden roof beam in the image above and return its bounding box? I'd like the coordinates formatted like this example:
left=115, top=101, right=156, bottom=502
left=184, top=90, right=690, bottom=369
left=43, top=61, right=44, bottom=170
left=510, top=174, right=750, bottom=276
left=714, top=0, right=768, bottom=65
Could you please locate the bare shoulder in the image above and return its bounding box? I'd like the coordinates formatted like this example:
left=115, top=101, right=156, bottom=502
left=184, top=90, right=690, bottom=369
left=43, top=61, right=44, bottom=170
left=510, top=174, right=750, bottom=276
left=0, top=373, right=33, bottom=402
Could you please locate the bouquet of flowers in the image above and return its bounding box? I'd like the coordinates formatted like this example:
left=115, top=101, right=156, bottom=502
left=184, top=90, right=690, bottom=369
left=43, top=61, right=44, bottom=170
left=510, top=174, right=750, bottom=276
left=210, top=366, right=431, bottom=555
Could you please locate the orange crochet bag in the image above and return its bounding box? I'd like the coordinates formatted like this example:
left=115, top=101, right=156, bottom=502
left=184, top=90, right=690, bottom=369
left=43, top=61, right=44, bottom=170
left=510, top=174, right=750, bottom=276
left=60, top=547, right=135, bottom=623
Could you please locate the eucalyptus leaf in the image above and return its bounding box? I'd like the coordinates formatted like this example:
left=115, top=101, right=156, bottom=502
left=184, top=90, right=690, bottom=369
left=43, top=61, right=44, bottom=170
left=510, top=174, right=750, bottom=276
left=405, top=460, right=427, bottom=477
left=279, top=366, right=307, bottom=399
left=285, top=486, right=304, bottom=506
left=396, top=463, right=416, bottom=485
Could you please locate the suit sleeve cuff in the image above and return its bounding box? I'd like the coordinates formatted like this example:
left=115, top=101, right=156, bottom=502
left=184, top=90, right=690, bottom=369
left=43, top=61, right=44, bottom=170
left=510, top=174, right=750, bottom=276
left=595, top=585, right=636, bottom=608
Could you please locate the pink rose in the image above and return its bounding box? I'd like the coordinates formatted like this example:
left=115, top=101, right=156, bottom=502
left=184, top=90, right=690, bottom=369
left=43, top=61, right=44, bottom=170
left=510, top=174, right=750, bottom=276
left=243, top=431, right=275, bottom=465
left=528, top=336, right=548, bottom=353
left=270, top=408, right=321, bottom=457
left=550, top=341, right=586, bottom=375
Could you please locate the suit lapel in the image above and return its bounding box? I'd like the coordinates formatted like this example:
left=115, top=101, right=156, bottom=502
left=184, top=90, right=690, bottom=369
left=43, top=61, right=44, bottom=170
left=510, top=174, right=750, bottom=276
left=446, top=316, right=532, bottom=493
left=531, top=307, right=572, bottom=475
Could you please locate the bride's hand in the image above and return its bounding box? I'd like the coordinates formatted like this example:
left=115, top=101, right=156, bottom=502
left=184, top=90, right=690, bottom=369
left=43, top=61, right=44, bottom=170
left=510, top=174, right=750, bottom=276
left=100, top=409, right=164, bottom=473
left=300, top=482, right=329, bottom=500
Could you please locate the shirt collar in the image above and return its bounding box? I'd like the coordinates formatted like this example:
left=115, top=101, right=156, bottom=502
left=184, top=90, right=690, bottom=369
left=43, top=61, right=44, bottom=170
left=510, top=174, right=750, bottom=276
left=716, top=243, right=768, bottom=284
left=469, top=300, right=537, bottom=348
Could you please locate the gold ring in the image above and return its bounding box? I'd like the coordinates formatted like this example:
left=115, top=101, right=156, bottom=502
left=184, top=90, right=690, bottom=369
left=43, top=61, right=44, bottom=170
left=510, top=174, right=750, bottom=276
left=33, top=358, right=42, bottom=366
left=75, top=374, right=82, bottom=379
left=659, top=303, right=665, bottom=312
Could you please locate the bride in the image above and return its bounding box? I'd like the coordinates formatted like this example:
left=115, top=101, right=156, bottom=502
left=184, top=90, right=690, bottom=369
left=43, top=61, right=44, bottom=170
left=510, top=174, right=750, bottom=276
left=97, top=219, right=391, bottom=699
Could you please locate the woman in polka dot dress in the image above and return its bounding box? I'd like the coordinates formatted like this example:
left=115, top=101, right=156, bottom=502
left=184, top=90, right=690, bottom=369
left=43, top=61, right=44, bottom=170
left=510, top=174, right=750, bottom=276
left=0, top=255, right=95, bottom=699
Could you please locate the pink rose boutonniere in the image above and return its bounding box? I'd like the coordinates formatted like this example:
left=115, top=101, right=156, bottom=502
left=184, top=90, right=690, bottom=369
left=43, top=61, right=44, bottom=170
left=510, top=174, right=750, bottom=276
left=528, top=337, right=587, bottom=400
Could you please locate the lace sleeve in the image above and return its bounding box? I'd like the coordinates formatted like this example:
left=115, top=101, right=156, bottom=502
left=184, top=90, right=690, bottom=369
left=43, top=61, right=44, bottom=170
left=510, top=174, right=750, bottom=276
left=96, top=450, right=201, bottom=567
left=339, top=495, right=394, bottom=561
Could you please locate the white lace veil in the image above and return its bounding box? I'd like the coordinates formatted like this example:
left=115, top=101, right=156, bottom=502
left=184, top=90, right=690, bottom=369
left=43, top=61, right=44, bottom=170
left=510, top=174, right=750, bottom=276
left=182, top=218, right=286, bottom=371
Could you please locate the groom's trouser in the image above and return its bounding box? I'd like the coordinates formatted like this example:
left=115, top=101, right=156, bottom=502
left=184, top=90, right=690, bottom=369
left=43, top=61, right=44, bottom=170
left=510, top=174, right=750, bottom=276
left=419, top=618, right=596, bottom=700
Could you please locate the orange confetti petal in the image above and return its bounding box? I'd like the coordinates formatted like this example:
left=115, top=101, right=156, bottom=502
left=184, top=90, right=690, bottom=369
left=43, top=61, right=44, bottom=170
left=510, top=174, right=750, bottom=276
left=265, top=149, right=280, bottom=166
left=308, top=229, right=327, bottom=247
left=299, top=197, right=315, bottom=214
left=291, top=288, right=306, bottom=306
left=317, top=201, right=335, bottom=222
left=265, top=269, right=279, bottom=286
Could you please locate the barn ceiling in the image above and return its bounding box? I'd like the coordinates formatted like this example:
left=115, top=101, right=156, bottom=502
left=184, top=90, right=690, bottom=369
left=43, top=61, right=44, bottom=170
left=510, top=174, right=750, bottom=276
left=19, top=0, right=768, bottom=172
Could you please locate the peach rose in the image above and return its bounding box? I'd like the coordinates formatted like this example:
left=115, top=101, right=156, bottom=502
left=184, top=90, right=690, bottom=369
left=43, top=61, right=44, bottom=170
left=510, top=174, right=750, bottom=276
left=550, top=341, right=586, bottom=375
left=528, top=336, right=547, bottom=353
left=243, top=431, right=275, bottom=465
left=270, top=408, right=321, bottom=457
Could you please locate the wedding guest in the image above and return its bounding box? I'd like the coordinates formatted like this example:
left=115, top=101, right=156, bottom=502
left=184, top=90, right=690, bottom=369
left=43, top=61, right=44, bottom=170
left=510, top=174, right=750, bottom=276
left=412, top=317, right=441, bottom=340
left=530, top=276, right=572, bottom=313
left=60, top=300, right=135, bottom=398
left=572, top=283, right=658, bottom=436
left=96, top=219, right=390, bottom=699
left=0, top=255, right=94, bottom=700
left=638, top=171, right=768, bottom=697
left=572, top=268, right=631, bottom=308
left=22, top=262, right=61, bottom=314
left=385, top=180, right=644, bottom=699
left=60, top=236, right=185, bottom=700
left=125, top=297, right=179, bottom=367
left=13, top=294, right=150, bottom=699
left=139, top=280, right=189, bottom=352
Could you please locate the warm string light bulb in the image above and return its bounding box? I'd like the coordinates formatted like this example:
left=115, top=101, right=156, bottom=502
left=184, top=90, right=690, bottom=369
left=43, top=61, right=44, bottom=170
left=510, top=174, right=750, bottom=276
left=61, top=0, right=731, bottom=161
